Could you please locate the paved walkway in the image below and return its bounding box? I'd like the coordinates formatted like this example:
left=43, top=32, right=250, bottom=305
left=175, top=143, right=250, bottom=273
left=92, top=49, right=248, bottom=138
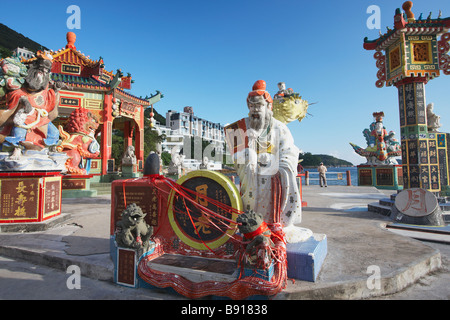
left=0, top=185, right=447, bottom=299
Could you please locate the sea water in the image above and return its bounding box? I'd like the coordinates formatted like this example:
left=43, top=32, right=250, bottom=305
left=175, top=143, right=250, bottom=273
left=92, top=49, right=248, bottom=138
left=224, top=166, right=358, bottom=187
left=303, top=166, right=358, bottom=186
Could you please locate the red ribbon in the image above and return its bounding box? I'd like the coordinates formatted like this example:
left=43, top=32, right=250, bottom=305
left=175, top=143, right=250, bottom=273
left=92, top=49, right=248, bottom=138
left=243, top=221, right=269, bottom=239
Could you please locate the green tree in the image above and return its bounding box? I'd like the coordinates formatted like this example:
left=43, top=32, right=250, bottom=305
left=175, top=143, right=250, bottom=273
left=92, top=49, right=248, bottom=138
left=111, top=129, right=124, bottom=170
left=0, top=46, right=12, bottom=58
left=161, top=151, right=171, bottom=166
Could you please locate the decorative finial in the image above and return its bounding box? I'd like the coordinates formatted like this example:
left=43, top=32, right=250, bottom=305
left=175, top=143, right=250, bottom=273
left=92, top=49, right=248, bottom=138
left=149, top=105, right=155, bottom=129
left=402, top=1, right=415, bottom=22
left=66, top=32, right=76, bottom=50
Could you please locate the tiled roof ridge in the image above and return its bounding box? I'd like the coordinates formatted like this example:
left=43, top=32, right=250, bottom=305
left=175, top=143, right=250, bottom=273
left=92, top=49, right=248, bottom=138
left=364, top=12, right=450, bottom=50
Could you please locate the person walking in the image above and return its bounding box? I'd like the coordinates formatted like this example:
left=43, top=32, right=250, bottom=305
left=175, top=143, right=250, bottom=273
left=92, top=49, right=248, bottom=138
left=318, top=162, right=327, bottom=187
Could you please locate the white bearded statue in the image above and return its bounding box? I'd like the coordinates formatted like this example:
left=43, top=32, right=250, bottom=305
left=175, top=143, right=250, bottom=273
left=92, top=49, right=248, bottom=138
left=225, top=80, right=312, bottom=243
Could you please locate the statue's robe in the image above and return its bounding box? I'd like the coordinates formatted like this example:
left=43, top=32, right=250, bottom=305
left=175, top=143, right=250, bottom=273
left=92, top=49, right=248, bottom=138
left=0, top=86, right=58, bottom=149
left=225, top=117, right=311, bottom=243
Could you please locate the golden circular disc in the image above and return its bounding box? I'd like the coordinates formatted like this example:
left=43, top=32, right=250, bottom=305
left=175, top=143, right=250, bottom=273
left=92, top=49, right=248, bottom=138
left=167, top=170, right=242, bottom=250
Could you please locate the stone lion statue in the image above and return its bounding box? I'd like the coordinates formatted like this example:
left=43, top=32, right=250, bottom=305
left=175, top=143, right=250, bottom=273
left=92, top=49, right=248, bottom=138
left=122, top=145, right=137, bottom=165
left=237, top=210, right=274, bottom=269
left=115, top=203, right=153, bottom=252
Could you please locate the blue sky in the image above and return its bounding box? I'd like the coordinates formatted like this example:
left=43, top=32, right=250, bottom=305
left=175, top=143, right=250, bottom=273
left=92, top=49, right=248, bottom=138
left=2, top=0, right=450, bottom=165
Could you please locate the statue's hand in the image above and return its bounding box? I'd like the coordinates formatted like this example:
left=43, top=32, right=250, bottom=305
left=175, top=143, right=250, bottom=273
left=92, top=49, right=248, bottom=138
left=19, top=96, right=33, bottom=113
left=53, top=81, right=71, bottom=91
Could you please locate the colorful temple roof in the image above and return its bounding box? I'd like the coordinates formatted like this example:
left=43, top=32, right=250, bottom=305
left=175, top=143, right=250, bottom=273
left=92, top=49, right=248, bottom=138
left=364, top=4, right=450, bottom=51
left=363, top=2, right=450, bottom=87
left=23, top=32, right=150, bottom=106
left=51, top=73, right=109, bottom=90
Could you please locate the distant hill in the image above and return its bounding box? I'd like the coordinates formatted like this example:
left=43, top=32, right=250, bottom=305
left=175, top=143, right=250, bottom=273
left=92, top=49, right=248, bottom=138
left=0, top=23, right=48, bottom=57
left=299, top=152, right=353, bottom=167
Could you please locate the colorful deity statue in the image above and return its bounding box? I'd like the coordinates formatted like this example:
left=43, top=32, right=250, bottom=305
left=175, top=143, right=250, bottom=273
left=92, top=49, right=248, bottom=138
left=426, top=103, right=441, bottom=132
left=225, top=80, right=312, bottom=243
left=350, top=111, right=401, bottom=165
left=0, top=51, right=67, bottom=160
left=57, top=108, right=100, bottom=174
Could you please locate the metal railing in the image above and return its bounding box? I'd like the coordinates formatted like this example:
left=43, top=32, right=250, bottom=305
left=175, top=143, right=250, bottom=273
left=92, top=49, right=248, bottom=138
left=303, top=170, right=353, bottom=186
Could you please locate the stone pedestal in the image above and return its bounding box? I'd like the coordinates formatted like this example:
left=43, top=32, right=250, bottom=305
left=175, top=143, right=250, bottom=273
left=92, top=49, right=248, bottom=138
left=0, top=171, right=62, bottom=225
left=286, top=233, right=327, bottom=282
left=358, top=165, right=403, bottom=190
left=122, top=164, right=139, bottom=178
left=390, top=188, right=445, bottom=226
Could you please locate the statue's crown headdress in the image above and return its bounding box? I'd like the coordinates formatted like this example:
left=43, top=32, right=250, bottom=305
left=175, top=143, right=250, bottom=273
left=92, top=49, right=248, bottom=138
left=373, top=111, right=384, bottom=122
left=247, top=80, right=273, bottom=109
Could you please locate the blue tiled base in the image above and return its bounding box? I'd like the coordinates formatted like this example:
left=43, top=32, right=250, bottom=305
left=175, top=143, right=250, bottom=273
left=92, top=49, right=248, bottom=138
left=242, top=261, right=274, bottom=281
left=286, top=233, right=327, bottom=282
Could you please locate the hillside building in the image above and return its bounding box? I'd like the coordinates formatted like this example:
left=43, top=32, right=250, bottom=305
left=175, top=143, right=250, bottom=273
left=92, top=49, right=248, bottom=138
left=13, top=47, right=35, bottom=60
left=154, top=107, right=225, bottom=170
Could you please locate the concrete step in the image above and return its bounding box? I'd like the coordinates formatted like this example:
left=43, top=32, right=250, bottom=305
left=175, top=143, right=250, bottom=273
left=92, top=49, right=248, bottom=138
left=444, top=213, right=450, bottom=223
left=369, top=202, right=450, bottom=222
left=91, top=183, right=112, bottom=195
left=96, top=190, right=111, bottom=195
left=91, top=183, right=112, bottom=188
left=379, top=198, right=395, bottom=207
left=368, top=202, right=392, bottom=216
left=386, top=224, right=450, bottom=244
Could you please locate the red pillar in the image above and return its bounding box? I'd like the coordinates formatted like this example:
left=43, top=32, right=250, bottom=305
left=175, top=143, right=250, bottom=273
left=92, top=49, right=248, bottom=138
left=123, top=121, right=134, bottom=149
left=101, top=94, right=113, bottom=175
left=134, top=106, right=145, bottom=169
left=297, top=173, right=307, bottom=207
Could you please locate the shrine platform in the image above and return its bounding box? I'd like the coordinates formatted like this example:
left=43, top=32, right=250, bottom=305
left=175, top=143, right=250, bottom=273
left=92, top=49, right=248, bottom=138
left=0, top=185, right=445, bottom=300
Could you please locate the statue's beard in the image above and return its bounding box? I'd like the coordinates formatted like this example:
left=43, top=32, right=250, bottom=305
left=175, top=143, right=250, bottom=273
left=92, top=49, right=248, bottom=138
left=25, top=68, right=50, bottom=92
left=249, top=111, right=271, bottom=131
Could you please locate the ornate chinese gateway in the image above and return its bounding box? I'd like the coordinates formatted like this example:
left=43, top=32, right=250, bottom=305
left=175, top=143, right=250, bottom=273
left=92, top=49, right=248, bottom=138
left=364, top=1, right=450, bottom=194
